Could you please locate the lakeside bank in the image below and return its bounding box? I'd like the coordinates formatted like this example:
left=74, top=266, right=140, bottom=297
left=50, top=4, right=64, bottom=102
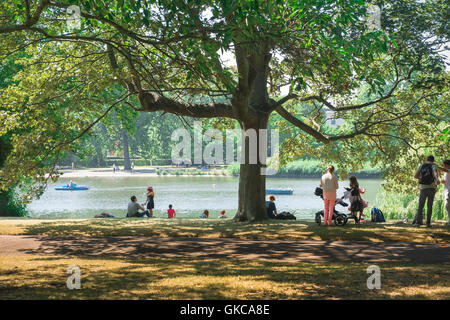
left=56, top=166, right=382, bottom=179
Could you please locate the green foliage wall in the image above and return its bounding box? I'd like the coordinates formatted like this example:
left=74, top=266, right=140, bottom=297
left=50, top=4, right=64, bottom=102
left=375, top=186, right=447, bottom=221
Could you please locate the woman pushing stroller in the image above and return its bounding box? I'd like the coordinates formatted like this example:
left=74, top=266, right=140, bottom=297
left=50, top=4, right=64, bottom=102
left=318, top=166, right=368, bottom=226
left=320, top=165, right=339, bottom=226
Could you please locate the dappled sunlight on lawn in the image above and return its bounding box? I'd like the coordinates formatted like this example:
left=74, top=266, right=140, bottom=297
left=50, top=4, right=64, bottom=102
left=1, top=218, right=450, bottom=243
left=0, top=255, right=448, bottom=300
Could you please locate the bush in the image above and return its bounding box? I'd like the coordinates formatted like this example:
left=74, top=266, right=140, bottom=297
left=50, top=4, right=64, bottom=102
left=0, top=189, right=27, bottom=217
left=227, top=163, right=240, bottom=175
left=374, top=186, right=446, bottom=220
left=279, top=159, right=322, bottom=175
left=227, top=159, right=383, bottom=176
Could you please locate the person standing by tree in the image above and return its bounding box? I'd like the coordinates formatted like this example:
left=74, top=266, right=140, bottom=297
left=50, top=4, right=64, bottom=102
left=320, top=166, right=339, bottom=226
left=441, top=160, right=450, bottom=226
left=413, top=155, right=440, bottom=227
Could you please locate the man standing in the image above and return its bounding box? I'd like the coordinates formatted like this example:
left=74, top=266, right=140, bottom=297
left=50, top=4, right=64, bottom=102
left=441, top=160, right=450, bottom=226
left=127, top=196, right=151, bottom=217
left=413, top=155, right=440, bottom=227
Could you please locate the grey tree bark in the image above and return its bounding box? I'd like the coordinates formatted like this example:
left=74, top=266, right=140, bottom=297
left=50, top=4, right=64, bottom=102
left=122, top=129, right=132, bottom=171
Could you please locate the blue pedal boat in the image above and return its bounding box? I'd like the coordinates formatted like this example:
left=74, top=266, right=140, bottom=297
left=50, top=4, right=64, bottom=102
left=55, top=184, right=89, bottom=191
left=265, top=188, right=294, bottom=195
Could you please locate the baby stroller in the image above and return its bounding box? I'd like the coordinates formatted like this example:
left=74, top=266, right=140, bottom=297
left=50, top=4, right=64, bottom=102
left=314, top=187, right=356, bottom=226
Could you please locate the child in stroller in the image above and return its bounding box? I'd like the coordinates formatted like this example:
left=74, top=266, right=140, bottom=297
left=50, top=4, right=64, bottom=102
left=314, top=187, right=359, bottom=226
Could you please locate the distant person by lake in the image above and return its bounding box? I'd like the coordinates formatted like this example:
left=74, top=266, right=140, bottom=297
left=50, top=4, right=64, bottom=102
left=413, top=155, right=440, bottom=227
left=167, top=204, right=175, bottom=218
left=143, top=186, right=155, bottom=217
left=320, top=165, right=339, bottom=226
left=219, top=210, right=227, bottom=219
left=199, top=210, right=209, bottom=218
left=127, top=195, right=150, bottom=218
left=266, top=195, right=277, bottom=219
left=441, top=159, right=450, bottom=226
left=347, top=176, right=367, bottom=222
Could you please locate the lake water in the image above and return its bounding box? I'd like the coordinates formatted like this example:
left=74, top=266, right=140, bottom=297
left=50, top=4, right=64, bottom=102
left=27, top=176, right=382, bottom=219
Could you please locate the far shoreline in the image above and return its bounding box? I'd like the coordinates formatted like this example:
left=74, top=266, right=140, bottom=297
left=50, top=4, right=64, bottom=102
left=54, top=167, right=382, bottom=179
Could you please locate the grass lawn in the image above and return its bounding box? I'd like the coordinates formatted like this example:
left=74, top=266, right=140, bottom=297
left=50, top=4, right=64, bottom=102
left=0, top=255, right=449, bottom=300
left=0, top=218, right=449, bottom=243
left=1, top=218, right=449, bottom=300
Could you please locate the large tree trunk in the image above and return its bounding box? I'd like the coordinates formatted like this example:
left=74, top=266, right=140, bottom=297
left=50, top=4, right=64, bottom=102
left=122, top=129, right=132, bottom=171
left=234, top=113, right=269, bottom=222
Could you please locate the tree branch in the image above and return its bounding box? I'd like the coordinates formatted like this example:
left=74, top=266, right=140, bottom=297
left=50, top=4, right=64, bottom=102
left=276, top=102, right=419, bottom=144
left=0, top=0, right=50, bottom=34
left=272, top=66, right=415, bottom=111
left=138, top=91, right=236, bottom=119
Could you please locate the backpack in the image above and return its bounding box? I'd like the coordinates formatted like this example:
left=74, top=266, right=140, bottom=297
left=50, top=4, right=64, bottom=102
left=275, top=211, right=297, bottom=220
left=419, top=163, right=434, bottom=185
left=371, top=207, right=385, bottom=222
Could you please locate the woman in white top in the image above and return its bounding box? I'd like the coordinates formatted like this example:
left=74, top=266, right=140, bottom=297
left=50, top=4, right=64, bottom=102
left=441, top=160, right=450, bottom=225
left=320, top=165, right=339, bottom=226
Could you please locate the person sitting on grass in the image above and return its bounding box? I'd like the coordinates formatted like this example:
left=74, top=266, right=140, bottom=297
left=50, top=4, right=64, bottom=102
left=199, top=209, right=209, bottom=218
left=127, top=196, right=151, bottom=218
left=95, top=212, right=115, bottom=218
left=266, top=195, right=277, bottom=219
left=218, top=210, right=227, bottom=219
left=167, top=204, right=176, bottom=218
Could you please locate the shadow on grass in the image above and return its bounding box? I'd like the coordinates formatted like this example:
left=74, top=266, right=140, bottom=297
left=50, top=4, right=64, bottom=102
left=12, top=233, right=450, bottom=264
left=17, top=218, right=450, bottom=243
left=0, top=255, right=449, bottom=299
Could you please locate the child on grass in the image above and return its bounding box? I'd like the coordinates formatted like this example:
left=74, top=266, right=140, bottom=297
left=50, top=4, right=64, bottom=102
left=219, top=210, right=227, bottom=219
left=167, top=204, right=175, bottom=218
left=199, top=210, right=209, bottom=218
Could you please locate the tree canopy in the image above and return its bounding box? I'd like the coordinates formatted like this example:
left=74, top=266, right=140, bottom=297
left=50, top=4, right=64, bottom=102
left=0, top=0, right=448, bottom=220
